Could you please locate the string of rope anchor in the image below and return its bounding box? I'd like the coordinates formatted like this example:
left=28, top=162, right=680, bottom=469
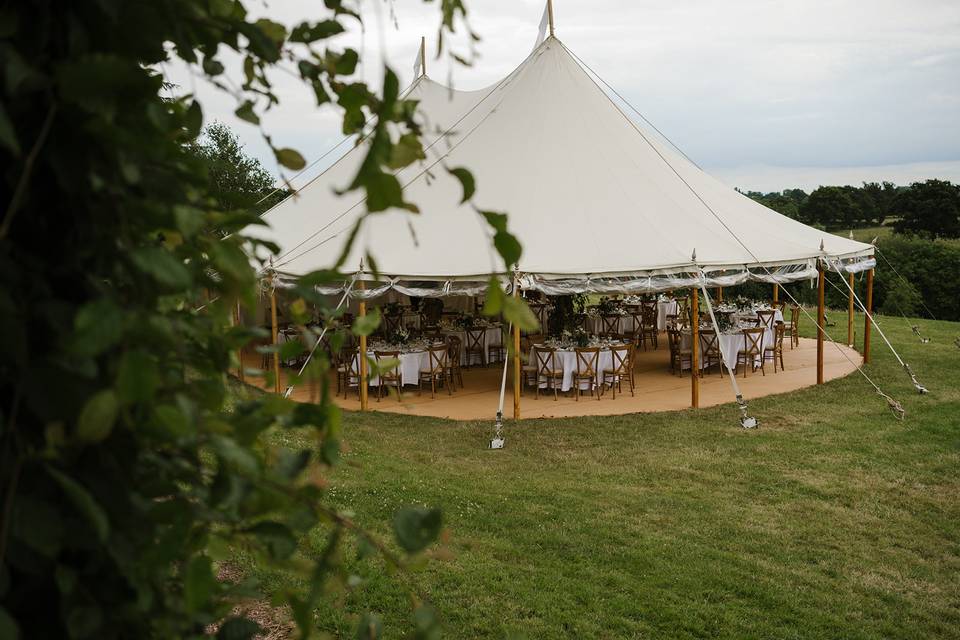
left=565, top=40, right=906, bottom=418
left=491, top=322, right=512, bottom=446
left=558, top=41, right=705, bottom=171
left=697, top=277, right=758, bottom=428
left=282, top=274, right=358, bottom=399
left=823, top=266, right=928, bottom=394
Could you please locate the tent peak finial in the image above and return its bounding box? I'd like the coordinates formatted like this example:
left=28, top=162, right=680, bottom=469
left=547, top=0, right=556, bottom=38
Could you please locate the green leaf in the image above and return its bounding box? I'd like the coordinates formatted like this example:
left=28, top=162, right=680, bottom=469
left=502, top=294, right=539, bottom=332
left=290, top=19, right=344, bottom=43
left=275, top=147, right=306, bottom=170
left=447, top=167, right=475, bottom=203
left=46, top=467, right=109, bottom=543
left=183, top=555, right=216, bottom=613
left=235, top=100, right=260, bottom=125
left=246, top=521, right=297, bottom=560
left=351, top=308, right=380, bottom=336
left=76, top=389, right=118, bottom=442
left=217, top=617, right=262, bottom=640
left=202, top=56, right=224, bottom=76
left=493, top=231, right=523, bottom=268
left=388, top=133, right=425, bottom=170
left=0, top=606, right=19, bottom=640
left=184, top=100, right=202, bottom=139
left=117, top=350, right=159, bottom=403
left=130, top=247, right=191, bottom=289
left=392, top=507, right=442, bottom=553
left=71, top=297, right=123, bottom=356
left=355, top=612, right=383, bottom=640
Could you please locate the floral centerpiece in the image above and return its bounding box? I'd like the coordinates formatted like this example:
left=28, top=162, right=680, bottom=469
left=597, top=296, right=626, bottom=316
left=388, top=327, right=410, bottom=346
left=574, top=327, right=590, bottom=347
left=456, top=313, right=477, bottom=329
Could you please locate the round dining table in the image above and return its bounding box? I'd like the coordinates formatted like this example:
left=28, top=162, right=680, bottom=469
left=528, top=345, right=619, bottom=392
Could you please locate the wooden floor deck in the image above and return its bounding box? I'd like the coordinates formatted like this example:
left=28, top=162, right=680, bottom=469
left=243, top=337, right=861, bottom=420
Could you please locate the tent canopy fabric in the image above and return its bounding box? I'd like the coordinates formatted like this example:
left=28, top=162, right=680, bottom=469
left=251, top=37, right=873, bottom=289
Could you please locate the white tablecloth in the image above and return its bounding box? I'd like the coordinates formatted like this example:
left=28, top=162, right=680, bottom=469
left=528, top=347, right=616, bottom=392
left=356, top=349, right=432, bottom=387
left=657, top=300, right=679, bottom=330
left=442, top=326, right=503, bottom=365
left=681, top=328, right=774, bottom=370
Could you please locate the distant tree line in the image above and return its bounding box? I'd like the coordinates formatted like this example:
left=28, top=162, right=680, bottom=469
left=739, top=179, right=960, bottom=239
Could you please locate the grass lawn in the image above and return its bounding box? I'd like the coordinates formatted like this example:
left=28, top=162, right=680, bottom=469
left=235, top=310, right=960, bottom=639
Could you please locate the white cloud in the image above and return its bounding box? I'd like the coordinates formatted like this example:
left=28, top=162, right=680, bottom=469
left=163, top=0, right=960, bottom=185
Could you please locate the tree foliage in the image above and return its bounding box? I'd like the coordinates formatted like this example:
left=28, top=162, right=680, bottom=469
left=892, top=179, right=960, bottom=239
left=186, top=122, right=289, bottom=215
left=0, top=1, right=529, bottom=638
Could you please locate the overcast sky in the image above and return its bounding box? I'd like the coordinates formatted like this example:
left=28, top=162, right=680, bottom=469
left=166, top=0, right=960, bottom=192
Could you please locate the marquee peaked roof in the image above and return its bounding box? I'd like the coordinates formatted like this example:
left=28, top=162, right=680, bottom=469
left=252, top=37, right=873, bottom=285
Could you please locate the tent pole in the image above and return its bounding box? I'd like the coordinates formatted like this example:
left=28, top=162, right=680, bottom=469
left=513, top=277, right=521, bottom=420
left=235, top=300, right=245, bottom=384
left=419, top=36, right=426, bottom=77
left=773, top=283, right=779, bottom=303
left=358, top=279, right=368, bottom=411
left=270, top=279, right=281, bottom=394
left=547, top=0, right=555, bottom=37
left=717, top=286, right=723, bottom=303
left=691, top=287, right=699, bottom=408
left=847, top=271, right=855, bottom=347
left=863, top=268, right=874, bottom=363
left=816, top=263, right=825, bottom=384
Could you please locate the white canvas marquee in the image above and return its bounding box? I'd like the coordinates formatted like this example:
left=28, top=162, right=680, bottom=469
left=250, top=36, right=874, bottom=295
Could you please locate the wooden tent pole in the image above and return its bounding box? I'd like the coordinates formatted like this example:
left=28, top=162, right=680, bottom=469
left=547, top=0, right=555, bottom=37
left=863, top=268, right=874, bottom=363
left=847, top=272, right=855, bottom=347
left=691, top=287, right=699, bottom=408
left=816, top=263, right=825, bottom=384
left=773, top=283, right=779, bottom=303
left=270, top=279, right=281, bottom=394
left=358, top=279, right=368, bottom=411
left=513, top=278, right=521, bottom=420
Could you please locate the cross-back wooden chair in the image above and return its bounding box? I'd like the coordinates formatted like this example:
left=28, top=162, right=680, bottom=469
left=339, top=348, right=361, bottom=399
left=763, top=322, right=786, bottom=372
left=445, top=335, right=464, bottom=390
left=757, top=309, right=777, bottom=332
left=601, top=343, right=634, bottom=399
left=382, top=313, right=402, bottom=336
left=533, top=346, right=563, bottom=400
left=572, top=347, right=601, bottom=401
left=771, top=300, right=786, bottom=313
left=464, top=327, right=486, bottom=367
left=667, top=328, right=691, bottom=376
left=600, top=315, right=621, bottom=339
left=487, top=326, right=507, bottom=365
left=699, top=329, right=724, bottom=377
left=417, top=345, right=450, bottom=399
left=373, top=350, right=402, bottom=402
left=783, top=305, right=800, bottom=348
left=735, top=327, right=766, bottom=377
left=639, top=305, right=659, bottom=350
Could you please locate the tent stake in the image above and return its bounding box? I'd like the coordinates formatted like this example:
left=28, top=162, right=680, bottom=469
left=864, top=268, right=874, bottom=363
left=817, top=263, right=825, bottom=384
left=691, top=286, right=699, bottom=408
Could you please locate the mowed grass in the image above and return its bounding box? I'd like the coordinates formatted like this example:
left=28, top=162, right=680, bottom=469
left=241, top=310, right=960, bottom=639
